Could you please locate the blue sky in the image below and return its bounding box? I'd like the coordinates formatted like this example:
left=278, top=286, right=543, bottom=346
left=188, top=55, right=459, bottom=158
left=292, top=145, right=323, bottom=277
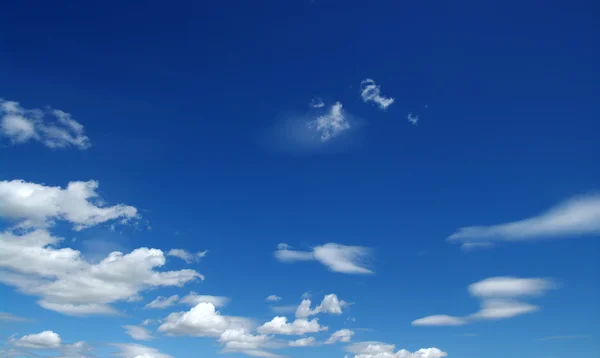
left=0, top=0, right=599, bottom=357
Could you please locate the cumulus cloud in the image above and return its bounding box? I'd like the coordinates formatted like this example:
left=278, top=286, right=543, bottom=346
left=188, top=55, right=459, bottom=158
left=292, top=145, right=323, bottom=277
left=346, top=341, right=447, bottom=358
left=447, top=194, right=600, bottom=247
left=123, top=325, right=154, bottom=341
left=266, top=295, right=282, bottom=302
left=0, top=229, right=203, bottom=316
left=289, top=337, right=317, bottom=347
left=167, top=249, right=208, bottom=264
left=0, top=179, right=138, bottom=230
left=360, top=79, right=395, bottom=110
left=326, top=329, right=354, bottom=344
left=158, top=302, right=253, bottom=337
left=0, top=99, right=90, bottom=149
left=11, top=331, right=61, bottom=349
left=295, top=294, right=348, bottom=318
left=219, top=328, right=278, bottom=357
left=274, top=243, right=373, bottom=275
left=308, top=102, right=350, bottom=142
left=145, top=295, right=180, bottom=309
left=112, top=343, right=173, bottom=358
left=412, top=276, right=556, bottom=326
left=258, top=317, right=327, bottom=336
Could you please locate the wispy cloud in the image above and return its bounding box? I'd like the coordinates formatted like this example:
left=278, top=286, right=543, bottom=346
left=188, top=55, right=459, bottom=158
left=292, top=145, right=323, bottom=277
left=412, top=277, right=557, bottom=326
left=266, top=295, right=282, bottom=302
left=274, top=243, right=373, bottom=275
left=0, top=99, right=90, bottom=149
left=145, top=295, right=180, bottom=309
left=407, top=113, right=419, bottom=125
left=123, top=325, right=153, bottom=341
left=360, top=79, right=394, bottom=110
left=167, top=249, right=208, bottom=263
left=448, top=194, right=600, bottom=248
left=309, top=98, right=325, bottom=108
left=0, top=312, right=30, bottom=322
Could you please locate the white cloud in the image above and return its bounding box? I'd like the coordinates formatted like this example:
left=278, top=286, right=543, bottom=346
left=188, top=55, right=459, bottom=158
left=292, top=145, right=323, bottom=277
left=468, top=277, right=556, bottom=298
left=258, top=317, right=327, bottom=336
left=411, top=315, right=467, bottom=327
left=167, top=249, right=208, bottom=264
left=407, top=113, right=419, bottom=125
left=124, top=325, right=154, bottom=341
left=346, top=342, right=447, bottom=358
left=325, top=329, right=354, bottom=344
left=0, top=179, right=138, bottom=230
left=274, top=243, right=373, bottom=275
left=266, top=295, right=282, bottom=302
left=158, top=302, right=253, bottom=337
left=309, top=98, right=325, bottom=108
left=12, top=331, right=61, bottom=349
left=179, top=292, right=230, bottom=308
left=412, top=276, right=556, bottom=326
left=289, top=337, right=317, bottom=347
left=471, top=299, right=539, bottom=319
left=308, top=101, right=350, bottom=142
left=0, top=312, right=29, bottom=322
left=447, top=194, right=600, bottom=246
left=145, top=295, right=180, bottom=309
left=112, top=343, right=173, bottom=358
left=219, top=328, right=278, bottom=357
left=0, top=229, right=203, bottom=316
left=0, top=99, right=90, bottom=149
left=295, top=294, right=348, bottom=318
left=360, top=79, right=395, bottom=110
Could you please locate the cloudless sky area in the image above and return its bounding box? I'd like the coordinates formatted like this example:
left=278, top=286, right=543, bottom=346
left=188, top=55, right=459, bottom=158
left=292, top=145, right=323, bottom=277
left=0, top=1, right=599, bottom=358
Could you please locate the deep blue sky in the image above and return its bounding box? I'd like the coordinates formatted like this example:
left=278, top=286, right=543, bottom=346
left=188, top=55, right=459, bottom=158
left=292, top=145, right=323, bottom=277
left=0, top=1, right=599, bottom=358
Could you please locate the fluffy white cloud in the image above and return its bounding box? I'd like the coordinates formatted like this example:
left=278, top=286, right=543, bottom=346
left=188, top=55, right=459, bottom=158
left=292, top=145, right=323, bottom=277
left=12, top=331, right=61, bottom=349
left=326, top=329, right=354, bottom=344
left=0, top=229, right=203, bottom=316
left=158, top=302, right=253, bottom=337
left=124, top=325, right=154, bottom=341
left=412, top=276, right=556, bottom=326
left=0, top=180, right=138, bottom=230
left=112, top=343, right=173, bottom=358
left=308, top=102, right=350, bottom=141
left=346, top=342, right=447, bottom=358
left=0, top=99, right=90, bottom=149
left=219, top=329, right=280, bottom=357
left=275, top=243, right=373, bottom=275
left=258, top=316, right=327, bottom=336
left=179, top=292, right=230, bottom=308
left=145, top=295, right=180, bottom=309
left=447, top=194, right=600, bottom=247
left=266, top=295, right=282, bottom=302
left=295, top=294, right=348, bottom=318
left=360, top=79, right=395, bottom=110
left=289, top=336, right=317, bottom=347
left=167, top=249, right=208, bottom=263
left=411, top=315, right=467, bottom=327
